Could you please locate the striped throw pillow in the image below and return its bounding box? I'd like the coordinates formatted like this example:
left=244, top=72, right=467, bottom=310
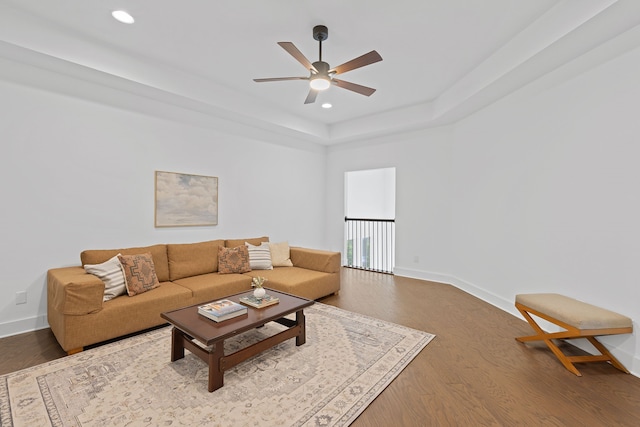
left=84, top=254, right=127, bottom=301
left=246, top=242, right=273, bottom=270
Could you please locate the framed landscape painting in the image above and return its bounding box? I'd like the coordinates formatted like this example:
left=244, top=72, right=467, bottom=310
left=155, top=171, right=218, bottom=227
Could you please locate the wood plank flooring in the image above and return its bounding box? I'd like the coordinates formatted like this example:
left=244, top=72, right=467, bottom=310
left=2, top=268, right=639, bottom=426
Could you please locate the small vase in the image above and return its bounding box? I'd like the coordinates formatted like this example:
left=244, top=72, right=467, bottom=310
left=253, top=287, right=266, bottom=300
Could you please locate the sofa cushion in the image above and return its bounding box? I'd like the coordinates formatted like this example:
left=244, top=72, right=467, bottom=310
left=81, top=244, right=170, bottom=282
left=243, top=267, right=339, bottom=300
left=118, top=253, right=161, bottom=296
left=246, top=242, right=273, bottom=270
left=218, top=246, right=251, bottom=274
left=167, top=239, right=225, bottom=280
left=225, top=236, right=269, bottom=248
left=173, top=273, right=251, bottom=302
left=269, top=241, right=294, bottom=267
left=83, top=254, right=126, bottom=301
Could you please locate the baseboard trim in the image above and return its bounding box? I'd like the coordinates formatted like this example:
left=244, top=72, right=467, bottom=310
left=0, top=314, right=49, bottom=339
left=393, top=267, right=639, bottom=377
left=394, top=267, right=520, bottom=317
left=392, top=267, right=452, bottom=286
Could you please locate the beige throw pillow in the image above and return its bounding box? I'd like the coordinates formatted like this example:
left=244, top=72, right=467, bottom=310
left=269, top=241, right=293, bottom=267
left=84, top=254, right=126, bottom=301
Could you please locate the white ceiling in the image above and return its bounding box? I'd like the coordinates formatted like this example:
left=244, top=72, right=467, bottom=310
left=1, top=0, right=639, bottom=145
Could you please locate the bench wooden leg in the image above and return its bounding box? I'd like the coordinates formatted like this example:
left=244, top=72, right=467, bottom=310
left=515, top=304, right=583, bottom=376
left=584, top=337, right=630, bottom=374
left=515, top=302, right=631, bottom=376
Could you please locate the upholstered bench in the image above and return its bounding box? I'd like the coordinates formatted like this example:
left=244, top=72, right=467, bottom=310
left=515, top=293, right=633, bottom=376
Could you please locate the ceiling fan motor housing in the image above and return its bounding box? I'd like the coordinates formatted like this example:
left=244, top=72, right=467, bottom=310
left=313, top=25, right=328, bottom=41
left=312, top=61, right=330, bottom=75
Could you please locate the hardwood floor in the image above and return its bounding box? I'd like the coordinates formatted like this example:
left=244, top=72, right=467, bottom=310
left=2, top=268, right=640, bottom=425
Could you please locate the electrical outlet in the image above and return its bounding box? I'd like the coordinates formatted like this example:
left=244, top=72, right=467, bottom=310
left=16, top=291, right=27, bottom=305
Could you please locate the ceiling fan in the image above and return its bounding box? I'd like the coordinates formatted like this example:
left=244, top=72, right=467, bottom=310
left=253, top=25, right=382, bottom=104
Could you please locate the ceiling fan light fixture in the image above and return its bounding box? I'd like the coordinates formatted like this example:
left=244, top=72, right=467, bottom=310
left=112, top=10, right=135, bottom=24
left=309, top=76, right=331, bottom=91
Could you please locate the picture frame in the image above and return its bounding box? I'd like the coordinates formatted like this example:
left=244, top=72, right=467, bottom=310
left=155, top=171, right=218, bottom=227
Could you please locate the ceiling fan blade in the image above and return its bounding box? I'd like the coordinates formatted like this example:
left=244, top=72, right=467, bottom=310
left=332, top=79, right=376, bottom=96
left=304, top=89, right=318, bottom=104
left=253, top=77, right=308, bottom=82
left=278, top=42, right=318, bottom=73
left=329, top=50, right=382, bottom=75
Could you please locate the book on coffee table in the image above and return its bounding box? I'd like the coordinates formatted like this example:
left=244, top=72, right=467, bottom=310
left=198, top=299, right=247, bottom=322
left=239, top=294, right=280, bottom=309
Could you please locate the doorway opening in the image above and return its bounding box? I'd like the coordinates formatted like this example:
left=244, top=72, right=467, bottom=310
left=344, top=167, right=395, bottom=273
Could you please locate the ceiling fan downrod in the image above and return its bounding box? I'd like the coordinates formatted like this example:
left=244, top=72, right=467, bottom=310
left=313, top=25, right=328, bottom=63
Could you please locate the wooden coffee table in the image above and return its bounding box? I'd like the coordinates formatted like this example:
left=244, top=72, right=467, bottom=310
left=161, top=288, right=314, bottom=392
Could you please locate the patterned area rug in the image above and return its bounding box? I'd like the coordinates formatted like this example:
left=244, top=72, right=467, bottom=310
left=1, top=303, right=434, bottom=426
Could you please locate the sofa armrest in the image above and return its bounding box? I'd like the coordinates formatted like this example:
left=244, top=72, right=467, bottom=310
left=47, top=267, right=104, bottom=315
left=289, top=247, right=341, bottom=274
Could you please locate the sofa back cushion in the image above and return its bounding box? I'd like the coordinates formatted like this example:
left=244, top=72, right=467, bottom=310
left=167, top=239, right=225, bottom=280
left=81, top=244, right=170, bottom=282
left=225, top=236, right=269, bottom=248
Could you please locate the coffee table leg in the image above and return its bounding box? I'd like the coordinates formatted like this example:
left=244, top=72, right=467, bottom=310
left=208, top=341, right=225, bottom=392
left=296, top=310, right=306, bottom=346
left=171, top=327, right=185, bottom=361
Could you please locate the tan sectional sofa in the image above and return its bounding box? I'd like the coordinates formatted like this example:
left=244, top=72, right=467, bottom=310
left=47, top=237, right=340, bottom=354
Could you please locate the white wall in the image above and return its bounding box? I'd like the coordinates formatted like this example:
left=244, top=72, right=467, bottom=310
left=450, top=42, right=640, bottom=373
left=0, top=70, right=327, bottom=337
left=326, top=45, right=640, bottom=373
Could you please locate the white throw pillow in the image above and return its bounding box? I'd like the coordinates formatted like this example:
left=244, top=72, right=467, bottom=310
left=269, top=241, right=294, bottom=267
left=245, top=242, right=273, bottom=270
left=84, top=254, right=127, bottom=301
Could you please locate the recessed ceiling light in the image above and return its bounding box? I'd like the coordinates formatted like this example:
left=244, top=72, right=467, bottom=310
left=112, top=10, right=135, bottom=24
left=321, top=103, right=332, bottom=109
